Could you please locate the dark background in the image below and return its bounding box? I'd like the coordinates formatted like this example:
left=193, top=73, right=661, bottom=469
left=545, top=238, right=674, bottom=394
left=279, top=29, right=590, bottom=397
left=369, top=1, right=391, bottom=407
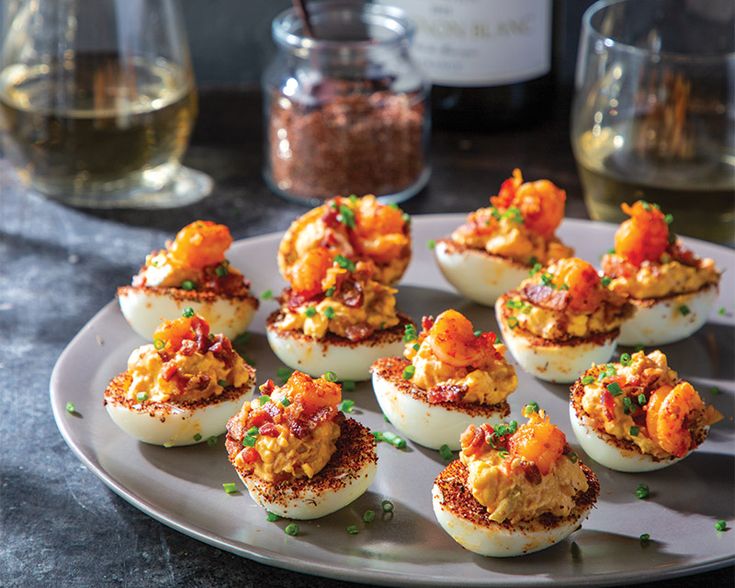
left=178, top=0, right=595, bottom=90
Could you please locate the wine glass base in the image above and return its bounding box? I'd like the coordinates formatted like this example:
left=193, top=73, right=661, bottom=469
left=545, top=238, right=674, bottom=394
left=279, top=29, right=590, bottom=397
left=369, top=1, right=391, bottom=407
left=38, top=166, right=213, bottom=210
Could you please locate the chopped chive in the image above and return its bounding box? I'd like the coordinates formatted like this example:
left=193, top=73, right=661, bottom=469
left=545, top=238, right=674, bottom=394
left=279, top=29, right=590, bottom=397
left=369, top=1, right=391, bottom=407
left=718, top=307, right=727, bottom=316
left=372, top=431, right=384, bottom=442
left=180, top=279, right=196, bottom=291
left=630, top=426, right=640, bottom=437
left=222, top=482, right=238, bottom=494
left=334, top=254, right=356, bottom=272
left=65, top=402, right=76, bottom=414
left=402, top=365, right=415, bottom=380
left=206, top=436, right=218, bottom=447
left=281, top=397, right=291, bottom=407
left=266, top=511, right=280, bottom=522
left=403, top=323, right=418, bottom=342
left=163, top=441, right=174, bottom=448
left=348, top=194, right=358, bottom=204
left=601, top=276, right=612, bottom=287
left=607, top=382, right=623, bottom=396
left=258, top=395, right=271, bottom=406
left=346, top=525, right=359, bottom=535
left=679, top=304, right=691, bottom=316
left=218, top=379, right=229, bottom=388
left=581, top=375, right=595, bottom=385
left=277, top=366, right=294, bottom=382
left=530, top=262, right=543, bottom=276
left=439, top=444, right=453, bottom=461
left=323, top=371, right=338, bottom=382
left=607, top=247, right=616, bottom=254
left=566, top=452, right=579, bottom=463
left=620, top=353, right=631, bottom=366
left=338, top=399, right=355, bottom=413
left=506, top=299, right=523, bottom=309
left=664, top=213, right=674, bottom=224
left=324, top=306, right=335, bottom=319
left=710, top=386, right=720, bottom=395
left=383, top=414, right=390, bottom=422
left=715, top=520, right=727, bottom=532
left=540, top=273, right=554, bottom=287
left=246, top=426, right=259, bottom=436
left=337, top=205, right=356, bottom=228
left=381, top=500, right=394, bottom=513
left=341, top=380, right=356, bottom=392
left=634, top=344, right=645, bottom=352
left=402, top=212, right=411, bottom=224
left=193, top=433, right=202, bottom=442
left=260, top=289, right=273, bottom=300
left=136, top=392, right=148, bottom=403
left=324, top=287, right=335, bottom=297
left=381, top=431, right=407, bottom=449
left=412, top=343, right=420, bottom=351
left=363, top=509, right=376, bottom=523
left=637, top=394, right=647, bottom=406
left=215, top=263, right=228, bottom=277
left=284, top=523, right=300, bottom=536
left=182, top=306, right=195, bottom=318
left=640, top=533, right=651, bottom=544
left=635, top=483, right=649, bottom=499
left=523, top=401, right=539, bottom=415
left=304, top=306, right=317, bottom=318
left=427, top=239, right=436, bottom=250
left=623, top=397, right=633, bottom=414
left=153, top=338, right=165, bottom=350
left=242, top=436, right=257, bottom=447
left=507, top=316, right=519, bottom=329
left=473, top=329, right=482, bottom=337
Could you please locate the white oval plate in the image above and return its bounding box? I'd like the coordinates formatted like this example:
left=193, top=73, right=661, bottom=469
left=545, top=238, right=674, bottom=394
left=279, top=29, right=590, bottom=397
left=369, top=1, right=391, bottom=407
left=51, top=216, right=735, bottom=586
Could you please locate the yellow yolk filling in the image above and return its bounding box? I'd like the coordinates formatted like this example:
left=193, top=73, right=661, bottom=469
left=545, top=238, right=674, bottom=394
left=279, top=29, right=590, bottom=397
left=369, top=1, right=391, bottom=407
left=451, top=214, right=573, bottom=265
left=460, top=449, right=588, bottom=525
left=277, top=266, right=400, bottom=339
left=607, top=256, right=720, bottom=299
left=580, top=350, right=678, bottom=458
left=404, top=339, right=517, bottom=405
left=126, top=344, right=251, bottom=403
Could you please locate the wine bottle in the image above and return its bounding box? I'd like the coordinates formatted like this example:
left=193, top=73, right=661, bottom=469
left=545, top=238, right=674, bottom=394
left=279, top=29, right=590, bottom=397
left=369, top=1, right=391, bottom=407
left=387, top=0, right=555, bottom=130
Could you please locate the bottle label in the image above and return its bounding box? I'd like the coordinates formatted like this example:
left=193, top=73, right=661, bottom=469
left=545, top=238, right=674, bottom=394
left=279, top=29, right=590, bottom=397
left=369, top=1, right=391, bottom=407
left=389, top=0, right=552, bottom=87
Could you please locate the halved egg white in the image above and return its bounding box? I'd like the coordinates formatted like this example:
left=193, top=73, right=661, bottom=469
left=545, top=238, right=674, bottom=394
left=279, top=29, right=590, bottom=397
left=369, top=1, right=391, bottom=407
left=231, top=418, right=377, bottom=520
left=432, top=460, right=599, bottom=557
left=118, top=285, right=258, bottom=341
left=495, top=297, right=617, bottom=384
left=618, top=283, right=719, bottom=346
left=104, top=372, right=255, bottom=447
left=434, top=240, right=529, bottom=306
left=371, top=357, right=509, bottom=450
left=266, top=312, right=411, bottom=382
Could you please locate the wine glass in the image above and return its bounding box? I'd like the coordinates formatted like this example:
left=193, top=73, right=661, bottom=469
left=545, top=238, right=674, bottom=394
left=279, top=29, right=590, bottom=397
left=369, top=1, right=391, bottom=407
left=0, top=0, right=212, bottom=208
left=571, top=0, right=735, bottom=244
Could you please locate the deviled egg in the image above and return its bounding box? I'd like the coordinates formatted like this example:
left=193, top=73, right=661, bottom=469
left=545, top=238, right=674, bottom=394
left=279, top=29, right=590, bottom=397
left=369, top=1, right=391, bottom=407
left=570, top=350, right=723, bottom=472
left=371, top=309, right=516, bottom=450
left=432, top=407, right=600, bottom=557
left=278, top=194, right=411, bottom=285
left=104, top=312, right=256, bottom=446
left=118, top=220, right=259, bottom=340
left=267, top=247, right=412, bottom=381
left=601, top=201, right=721, bottom=346
left=496, top=257, right=634, bottom=383
left=434, top=169, right=574, bottom=305
left=225, top=371, right=377, bottom=519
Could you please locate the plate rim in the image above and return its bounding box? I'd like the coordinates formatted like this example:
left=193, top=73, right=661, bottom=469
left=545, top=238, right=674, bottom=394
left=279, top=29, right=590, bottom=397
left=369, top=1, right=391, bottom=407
left=50, top=215, right=735, bottom=586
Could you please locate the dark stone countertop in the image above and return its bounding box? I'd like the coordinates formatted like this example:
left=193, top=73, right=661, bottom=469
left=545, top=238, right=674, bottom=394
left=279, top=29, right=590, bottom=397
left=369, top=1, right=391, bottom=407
left=1, top=90, right=732, bottom=587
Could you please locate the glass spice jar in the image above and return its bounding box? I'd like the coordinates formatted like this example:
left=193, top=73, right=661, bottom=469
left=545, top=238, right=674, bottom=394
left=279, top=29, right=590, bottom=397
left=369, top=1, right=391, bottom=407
left=263, top=1, right=430, bottom=205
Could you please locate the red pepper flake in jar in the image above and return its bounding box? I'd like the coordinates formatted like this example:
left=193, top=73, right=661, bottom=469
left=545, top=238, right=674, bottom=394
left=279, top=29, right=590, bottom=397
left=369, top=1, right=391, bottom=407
left=264, top=3, right=429, bottom=202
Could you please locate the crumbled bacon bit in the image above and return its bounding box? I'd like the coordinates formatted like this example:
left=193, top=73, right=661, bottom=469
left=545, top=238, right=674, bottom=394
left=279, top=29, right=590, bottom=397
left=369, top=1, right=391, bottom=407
left=240, top=447, right=260, bottom=463
left=344, top=324, right=372, bottom=341
left=161, top=364, right=179, bottom=381
left=519, top=460, right=542, bottom=485
left=258, top=422, right=279, bottom=437
left=428, top=383, right=468, bottom=404
left=336, top=279, right=364, bottom=308
left=259, top=379, right=276, bottom=395
left=523, top=283, right=570, bottom=310
left=421, top=315, right=435, bottom=331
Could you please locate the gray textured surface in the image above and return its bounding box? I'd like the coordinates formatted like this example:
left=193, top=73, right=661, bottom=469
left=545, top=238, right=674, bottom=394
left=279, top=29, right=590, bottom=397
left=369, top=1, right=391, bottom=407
left=1, top=89, right=733, bottom=587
